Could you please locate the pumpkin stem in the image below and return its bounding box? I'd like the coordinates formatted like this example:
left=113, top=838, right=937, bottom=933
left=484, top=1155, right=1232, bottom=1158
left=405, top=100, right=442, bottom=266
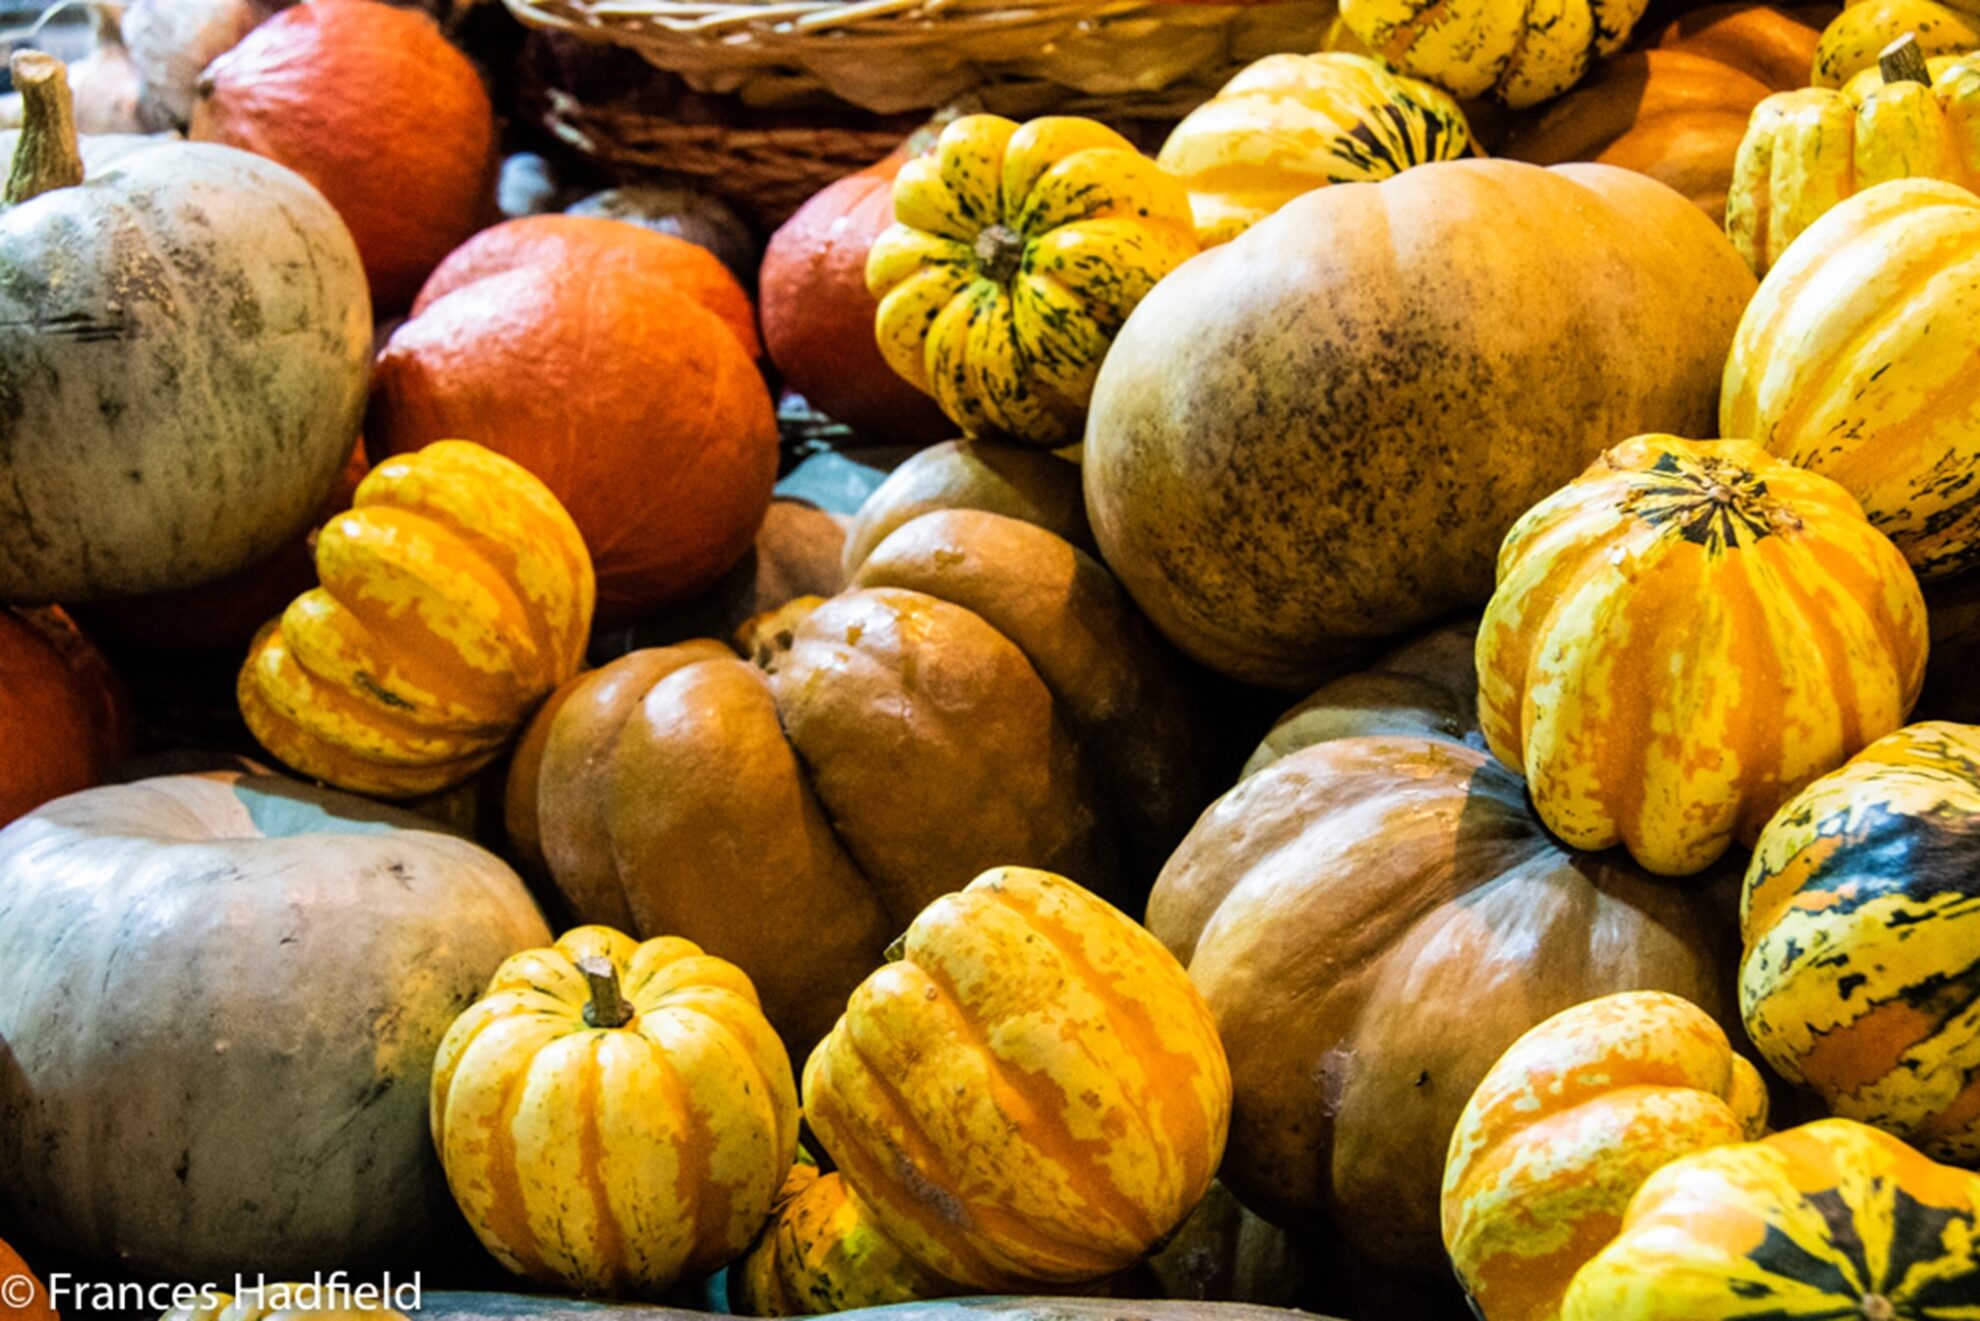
left=1879, top=33, right=1931, bottom=86
left=577, top=955, right=633, bottom=1029
left=974, top=224, right=1026, bottom=285
left=1861, top=1295, right=1896, bottom=1321
left=5, top=52, right=85, bottom=205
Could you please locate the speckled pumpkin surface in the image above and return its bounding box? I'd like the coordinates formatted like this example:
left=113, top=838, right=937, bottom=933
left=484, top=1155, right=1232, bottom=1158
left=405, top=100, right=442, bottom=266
left=1337, top=0, right=1649, bottom=106
left=1478, top=435, right=1928, bottom=878
left=1814, top=0, right=1980, bottom=85
left=733, top=1167, right=956, bottom=1316
left=1742, top=722, right=1980, bottom=1166
left=1724, top=178, right=1980, bottom=581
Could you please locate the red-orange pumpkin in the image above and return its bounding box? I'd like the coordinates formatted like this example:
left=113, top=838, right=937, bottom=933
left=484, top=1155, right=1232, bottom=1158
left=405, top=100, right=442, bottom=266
left=0, top=606, right=131, bottom=828
left=189, top=0, right=498, bottom=311
left=0, top=1236, right=56, bottom=1320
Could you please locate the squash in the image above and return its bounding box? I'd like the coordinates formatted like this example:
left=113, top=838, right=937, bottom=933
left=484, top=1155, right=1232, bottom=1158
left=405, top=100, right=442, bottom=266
left=0, top=770, right=550, bottom=1279
left=1125, top=1181, right=1309, bottom=1309
left=1722, top=178, right=1980, bottom=580
left=0, top=605, right=131, bottom=827
left=505, top=509, right=1212, bottom=1058
left=369, top=216, right=776, bottom=621
left=1442, top=991, right=1770, bottom=1321
left=164, top=1286, right=411, bottom=1320
left=1741, top=721, right=1980, bottom=1165
left=1726, top=37, right=1980, bottom=275
left=1658, top=4, right=1840, bottom=90
left=1559, top=1118, right=1980, bottom=1319
left=189, top=0, right=498, bottom=311
left=839, top=439, right=1091, bottom=573
left=413, top=1297, right=1346, bottom=1321
left=867, top=113, right=1198, bottom=448
left=238, top=439, right=595, bottom=799
left=0, top=1237, right=55, bottom=1321
left=1336, top=0, right=1650, bottom=107
left=1155, top=52, right=1473, bottom=246
left=1815, top=0, right=1980, bottom=83
left=122, top=0, right=274, bottom=128
left=0, top=52, right=371, bottom=604
left=1477, top=434, right=1928, bottom=878
left=805, top=866, right=1231, bottom=1291
left=1145, top=734, right=1741, bottom=1274
left=733, top=1167, right=957, bottom=1316
left=431, top=925, right=799, bottom=1297
left=1083, top=159, right=1756, bottom=690
left=566, top=184, right=758, bottom=284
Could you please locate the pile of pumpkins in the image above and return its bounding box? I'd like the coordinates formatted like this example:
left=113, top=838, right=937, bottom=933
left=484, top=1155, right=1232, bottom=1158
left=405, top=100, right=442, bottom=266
left=1, top=0, right=1980, bottom=1317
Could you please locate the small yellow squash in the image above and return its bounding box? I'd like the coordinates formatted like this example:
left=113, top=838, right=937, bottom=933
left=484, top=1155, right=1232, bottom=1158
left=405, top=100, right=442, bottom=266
left=429, top=925, right=799, bottom=1298
left=1338, top=0, right=1650, bottom=107
left=866, top=113, right=1198, bottom=448
left=1478, top=434, right=1928, bottom=877
left=733, top=1166, right=956, bottom=1316
left=1814, top=0, right=1980, bottom=85
left=238, top=439, right=594, bottom=797
left=1156, top=52, right=1473, bottom=245
left=1443, top=991, right=1769, bottom=1321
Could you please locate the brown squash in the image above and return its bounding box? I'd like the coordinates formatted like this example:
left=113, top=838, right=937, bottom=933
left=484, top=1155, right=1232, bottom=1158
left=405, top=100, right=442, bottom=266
left=838, top=439, right=1091, bottom=574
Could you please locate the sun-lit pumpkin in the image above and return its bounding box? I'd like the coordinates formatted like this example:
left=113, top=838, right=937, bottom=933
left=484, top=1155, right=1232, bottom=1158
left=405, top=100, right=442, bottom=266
left=0, top=605, right=130, bottom=828
left=1722, top=177, right=1980, bottom=580
left=733, top=1166, right=957, bottom=1316
left=1442, top=991, right=1770, bottom=1321
left=1814, top=0, right=1980, bottom=84
left=430, top=924, right=799, bottom=1297
left=867, top=113, right=1198, bottom=448
left=1560, top=1118, right=1980, bottom=1319
left=1742, top=721, right=1980, bottom=1165
left=1478, top=434, right=1928, bottom=877
left=1337, top=0, right=1650, bottom=106
left=805, top=866, right=1231, bottom=1291
left=239, top=440, right=595, bottom=798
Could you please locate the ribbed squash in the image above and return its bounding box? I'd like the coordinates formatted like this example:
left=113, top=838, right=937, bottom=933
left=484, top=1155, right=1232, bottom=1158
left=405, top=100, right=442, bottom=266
left=1722, top=178, right=1980, bottom=580
left=866, top=114, right=1198, bottom=448
left=1155, top=52, right=1473, bottom=245
left=733, top=1167, right=956, bottom=1316
left=1815, top=0, right=1980, bottom=84
left=1727, top=37, right=1980, bottom=274
left=1560, top=1118, right=1980, bottom=1319
left=1442, top=992, right=1770, bottom=1321
left=1478, top=434, right=1928, bottom=877
left=239, top=440, right=594, bottom=798
left=429, top=925, right=799, bottom=1297
left=803, top=867, right=1231, bottom=1292
left=1337, top=0, right=1650, bottom=106
left=1742, top=721, right=1980, bottom=1165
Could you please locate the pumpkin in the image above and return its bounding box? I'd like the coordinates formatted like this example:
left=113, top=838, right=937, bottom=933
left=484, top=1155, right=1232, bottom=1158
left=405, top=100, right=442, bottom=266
left=121, top=0, right=273, bottom=128
left=414, top=1297, right=1338, bottom=1321
left=368, top=216, right=776, bottom=621
left=1336, top=0, right=1649, bottom=107
left=866, top=113, right=1198, bottom=448
left=1441, top=991, right=1770, bottom=1321
left=1477, top=434, right=1928, bottom=878
left=1154, top=52, right=1474, bottom=246
left=733, top=1167, right=957, bottom=1316
left=431, top=925, right=798, bottom=1297
left=760, top=134, right=953, bottom=445
left=1658, top=3, right=1840, bottom=90
left=164, top=1287, right=410, bottom=1320
left=238, top=439, right=595, bottom=799
left=0, top=52, right=371, bottom=604
left=1740, top=721, right=1980, bottom=1165
left=1722, top=178, right=1980, bottom=580
left=1083, top=159, right=1756, bottom=690
left=0, top=1237, right=55, bottom=1321
left=189, top=0, right=498, bottom=311
left=0, top=770, right=549, bottom=1278
left=1559, top=1118, right=1980, bottom=1319
left=0, top=605, right=131, bottom=827
left=1145, top=734, right=1742, bottom=1273
left=1726, top=37, right=1980, bottom=275
left=1815, top=0, right=1980, bottom=83
left=567, top=183, right=758, bottom=284
left=839, top=439, right=1091, bottom=573
left=505, top=508, right=1212, bottom=1058
left=804, top=866, right=1231, bottom=1291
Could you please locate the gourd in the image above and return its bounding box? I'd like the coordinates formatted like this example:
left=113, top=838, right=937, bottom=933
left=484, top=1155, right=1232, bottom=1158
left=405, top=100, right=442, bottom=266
left=732, top=1167, right=956, bottom=1316
left=838, top=439, right=1092, bottom=573
left=1477, top=434, right=1928, bottom=877
left=1814, top=0, right=1980, bottom=83
left=1337, top=0, right=1650, bottom=107
left=0, top=606, right=131, bottom=827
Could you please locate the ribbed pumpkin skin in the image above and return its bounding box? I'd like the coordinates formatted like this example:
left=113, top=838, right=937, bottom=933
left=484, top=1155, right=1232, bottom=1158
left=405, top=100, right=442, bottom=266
left=804, top=867, right=1231, bottom=1291
left=1338, top=0, right=1649, bottom=106
left=1155, top=52, right=1473, bottom=245
left=239, top=440, right=595, bottom=798
left=1724, top=180, right=1980, bottom=580
left=733, top=1168, right=956, bottom=1316
left=430, top=926, right=799, bottom=1297
left=1442, top=992, right=1770, bottom=1321
left=1742, top=722, right=1980, bottom=1165
left=1478, top=435, right=1928, bottom=878
left=867, top=114, right=1198, bottom=448
left=1560, top=1118, right=1980, bottom=1319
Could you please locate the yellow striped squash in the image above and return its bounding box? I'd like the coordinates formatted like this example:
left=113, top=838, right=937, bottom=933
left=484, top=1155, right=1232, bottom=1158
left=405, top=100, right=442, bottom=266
left=1337, top=0, right=1649, bottom=107
left=732, top=1167, right=958, bottom=1316
left=866, top=114, right=1198, bottom=448
left=1478, top=434, right=1928, bottom=877
left=1727, top=41, right=1980, bottom=276
left=1443, top=991, right=1770, bottom=1321
left=1723, top=178, right=1980, bottom=581
left=1560, top=1118, right=1980, bottom=1319
left=1742, top=722, right=1980, bottom=1166
left=1814, top=0, right=1980, bottom=86
left=803, top=866, right=1231, bottom=1291
left=161, top=1293, right=405, bottom=1320
left=1155, top=53, right=1474, bottom=246
left=239, top=439, right=594, bottom=798
left=429, top=925, right=799, bottom=1298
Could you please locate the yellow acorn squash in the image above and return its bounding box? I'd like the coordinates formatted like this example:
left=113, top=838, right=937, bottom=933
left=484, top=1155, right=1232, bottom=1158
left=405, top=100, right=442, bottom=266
left=1814, top=0, right=1980, bottom=84
left=1337, top=0, right=1651, bottom=107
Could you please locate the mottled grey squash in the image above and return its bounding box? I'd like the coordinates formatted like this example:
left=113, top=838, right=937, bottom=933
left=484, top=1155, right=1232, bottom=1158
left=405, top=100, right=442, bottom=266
left=0, top=54, right=370, bottom=602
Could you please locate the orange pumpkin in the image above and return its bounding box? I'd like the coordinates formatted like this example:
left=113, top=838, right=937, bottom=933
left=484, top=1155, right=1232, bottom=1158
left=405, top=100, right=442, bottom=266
left=0, top=607, right=131, bottom=829
left=369, top=217, right=778, bottom=622
left=189, top=0, right=498, bottom=312
left=0, top=1236, right=56, bottom=1320
left=1657, top=3, right=1840, bottom=88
